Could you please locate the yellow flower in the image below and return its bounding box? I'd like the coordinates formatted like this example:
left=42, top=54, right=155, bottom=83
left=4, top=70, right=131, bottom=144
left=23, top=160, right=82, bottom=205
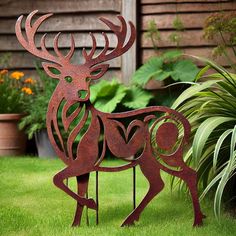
left=0, top=69, right=8, bottom=75
left=24, top=77, right=36, bottom=84
left=21, top=87, right=33, bottom=95
left=10, top=71, right=24, bottom=80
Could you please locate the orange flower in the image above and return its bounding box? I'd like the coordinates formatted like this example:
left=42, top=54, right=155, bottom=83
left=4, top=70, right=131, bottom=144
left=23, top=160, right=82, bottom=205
left=21, top=87, right=33, bottom=95
left=10, top=71, right=24, bottom=80
left=0, top=78, right=4, bottom=84
left=0, top=69, right=8, bottom=75
left=24, top=77, right=36, bottom=84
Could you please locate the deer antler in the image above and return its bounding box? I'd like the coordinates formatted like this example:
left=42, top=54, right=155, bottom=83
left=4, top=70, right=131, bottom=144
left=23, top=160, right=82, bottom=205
left=15, top=10, right=75, bottom=65
left=82, top=15, right=136, bottom=67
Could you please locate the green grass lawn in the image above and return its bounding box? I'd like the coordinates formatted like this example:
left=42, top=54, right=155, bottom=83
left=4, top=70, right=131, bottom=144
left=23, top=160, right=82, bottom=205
left=0, top=157, right=236, bottom=236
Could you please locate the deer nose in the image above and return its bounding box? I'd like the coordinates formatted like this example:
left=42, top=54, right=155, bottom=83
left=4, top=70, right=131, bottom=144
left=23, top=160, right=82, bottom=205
left=78, top=90, right=88, bottom=99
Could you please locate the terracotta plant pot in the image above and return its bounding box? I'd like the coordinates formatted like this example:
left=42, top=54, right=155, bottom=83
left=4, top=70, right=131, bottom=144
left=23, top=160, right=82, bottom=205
left=0, top=114, right=26, bottom=156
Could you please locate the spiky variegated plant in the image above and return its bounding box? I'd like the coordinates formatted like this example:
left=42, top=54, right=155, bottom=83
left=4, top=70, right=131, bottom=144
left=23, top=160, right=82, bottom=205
left=171, top=56, right=236, bottom=219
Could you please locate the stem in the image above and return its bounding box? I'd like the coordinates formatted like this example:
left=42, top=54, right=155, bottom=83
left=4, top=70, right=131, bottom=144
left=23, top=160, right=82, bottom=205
left=151, top=34, right=158, bottom=52
left=219, top=31, right=236, bottom=72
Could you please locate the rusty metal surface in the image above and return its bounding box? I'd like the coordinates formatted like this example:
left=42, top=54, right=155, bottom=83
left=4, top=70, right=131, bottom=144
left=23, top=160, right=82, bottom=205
left=15, top=10, right=205, bottom=227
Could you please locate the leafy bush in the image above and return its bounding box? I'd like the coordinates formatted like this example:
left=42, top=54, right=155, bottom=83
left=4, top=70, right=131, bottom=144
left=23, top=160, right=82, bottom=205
left=203, top=11, right=236, bottom=72
left=91, top=79, right=153, bottom=112
left=0, top=69, right=36, bottom=114
left=132, top=50, right=199, bottom=87
left=19, top=64, right=58, bottom=139
left=172, top=57, right=236, bottom=218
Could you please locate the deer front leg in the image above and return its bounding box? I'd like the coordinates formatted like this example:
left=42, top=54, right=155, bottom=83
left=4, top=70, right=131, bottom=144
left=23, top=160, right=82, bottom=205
left=53, top=166, right=97, bottom=210
left=72, top=174, right=90, bottom=227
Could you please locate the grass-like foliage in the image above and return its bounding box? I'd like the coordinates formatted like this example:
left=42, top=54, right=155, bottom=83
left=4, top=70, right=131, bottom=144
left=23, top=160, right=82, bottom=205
left=1, top=157, right=236, bottom=236
left=172, top=56, right=236, bottom=219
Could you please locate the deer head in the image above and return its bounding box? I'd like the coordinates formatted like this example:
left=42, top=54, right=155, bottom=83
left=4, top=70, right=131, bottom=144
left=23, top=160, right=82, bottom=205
left=15, top=10, right=136, bottom=102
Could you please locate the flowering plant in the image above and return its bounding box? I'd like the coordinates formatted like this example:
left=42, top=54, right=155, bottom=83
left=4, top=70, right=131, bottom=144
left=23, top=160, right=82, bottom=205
left=0, top=69, right=36, bottom=113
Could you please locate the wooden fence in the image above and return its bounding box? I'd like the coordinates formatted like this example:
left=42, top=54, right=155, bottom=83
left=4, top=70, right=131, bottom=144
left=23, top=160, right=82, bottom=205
left=0, top=0, right=236, bottom=83
left=140, top=0, right=236, bottom=67
left=0, top=0, right=137, bottom=84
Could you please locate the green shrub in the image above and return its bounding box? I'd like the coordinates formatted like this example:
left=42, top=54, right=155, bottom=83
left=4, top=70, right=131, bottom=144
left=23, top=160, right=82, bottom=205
left=172, top=56, right=236, bottom=219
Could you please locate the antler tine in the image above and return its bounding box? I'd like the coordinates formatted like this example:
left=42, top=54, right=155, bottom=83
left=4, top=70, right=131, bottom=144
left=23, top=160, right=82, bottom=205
left=84, top=15, right=136, bottom=66
left=40, top=33, right=50, bottom=53
left=100, top=32, right=109, bottom=56
left=16, top=11, right=68, bottom=65
left=117, top=15, right=127, bottom=45
left=82, top=32, right=97, bottom=62
left=53, top=32, right=65, bottom=59
left=65, top=34, right=75, bottom=60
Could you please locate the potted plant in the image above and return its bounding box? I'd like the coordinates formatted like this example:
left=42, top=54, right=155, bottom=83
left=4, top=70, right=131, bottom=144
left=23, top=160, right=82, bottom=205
left=0, top=69, right=36, bottom=156
left=19, top=64, right=57, bottom=158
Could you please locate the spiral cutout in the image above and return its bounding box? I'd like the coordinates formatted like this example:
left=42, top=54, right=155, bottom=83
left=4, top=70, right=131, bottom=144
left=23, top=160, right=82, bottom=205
left=150, top=115, right=183, bottom=157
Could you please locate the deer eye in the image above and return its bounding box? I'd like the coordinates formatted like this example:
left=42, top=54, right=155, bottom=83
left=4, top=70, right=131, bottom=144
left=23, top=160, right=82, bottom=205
left=64, top=76, right=73, bottom=83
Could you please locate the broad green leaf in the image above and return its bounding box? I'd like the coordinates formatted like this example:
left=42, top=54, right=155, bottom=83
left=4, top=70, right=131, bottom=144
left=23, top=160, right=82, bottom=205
left=152, top=70, right=171, bottom=81
left=162, top=50, right=182, bottom=60
left=122, top=87, right=153, bottom=109
left=192, top=117, right=234, bottom=167
left=93, top=84, right=127, bottom=113
left=132, top=57, right=163, bottom=86
left=171, top=60, right=199, bottom=82
left=90, top=79, right=121, bottom=103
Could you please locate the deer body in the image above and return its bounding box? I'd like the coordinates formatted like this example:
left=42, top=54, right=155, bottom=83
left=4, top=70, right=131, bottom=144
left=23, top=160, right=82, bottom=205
left=15, top=10, right=205, bottom=227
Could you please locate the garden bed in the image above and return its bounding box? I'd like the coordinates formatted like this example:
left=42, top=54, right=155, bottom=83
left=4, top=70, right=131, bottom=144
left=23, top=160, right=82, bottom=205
left=0, top=157, right=236, bottom=236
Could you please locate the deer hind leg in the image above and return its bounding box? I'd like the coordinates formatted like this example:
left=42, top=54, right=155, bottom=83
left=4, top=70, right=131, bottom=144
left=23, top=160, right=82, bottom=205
left=161, top=164, right=206, bottom=226
left=72, top=173, right=90, bottom=227
left=121, top=155, right=164, bottom=227
left=53, top=166, right=97, bottom=210
left=172, top=167, right=205, bottom=226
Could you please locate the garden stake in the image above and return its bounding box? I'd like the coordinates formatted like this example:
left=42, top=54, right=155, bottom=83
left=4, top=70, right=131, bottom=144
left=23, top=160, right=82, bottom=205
left=15, top=10, right=205, bottom=227
left=133, top=166, right=136, bottom=209
left=96, top=171, right=99, bottom=225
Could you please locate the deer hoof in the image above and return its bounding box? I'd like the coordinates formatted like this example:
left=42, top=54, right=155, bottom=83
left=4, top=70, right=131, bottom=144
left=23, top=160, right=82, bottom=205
left=121, top=214, right=139, bottom=227
left=87, top=198, right=97, bottom=210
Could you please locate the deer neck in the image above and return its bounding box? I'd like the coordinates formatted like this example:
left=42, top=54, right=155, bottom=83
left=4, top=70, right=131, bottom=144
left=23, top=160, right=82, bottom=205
left=46, top=86, right=95, bottom=162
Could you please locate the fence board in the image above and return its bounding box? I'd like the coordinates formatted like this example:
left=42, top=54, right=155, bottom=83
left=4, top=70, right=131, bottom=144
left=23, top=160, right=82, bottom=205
left=0, top=13, right=118, bottom=34
left=0, top=33, right=117, bottom=51
left=1, top=50, right=120, bottom=69
left=0, top=0, right=121, bottom=17
left=141, top=47, right=235, bottom=67
left=142, top=13, right=210, bottom=30
left=141, top=0, right=230, bottom=4
left=6, top=69, right=121, bottom=81
left=141, top=30, right=216, bottom=48
left=142, top=2, right=236, bottom=14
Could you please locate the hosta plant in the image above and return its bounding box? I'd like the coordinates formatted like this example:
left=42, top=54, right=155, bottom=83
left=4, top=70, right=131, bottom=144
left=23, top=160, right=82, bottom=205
left=172, top=57, right=236, bottom=219
left=132, top=50, right=199, bottom=87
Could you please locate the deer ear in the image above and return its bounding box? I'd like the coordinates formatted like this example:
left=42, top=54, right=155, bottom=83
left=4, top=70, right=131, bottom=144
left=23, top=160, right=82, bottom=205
left=42, top=62, right=62, bottom=79
left=90, top=64, right=109, bottom=80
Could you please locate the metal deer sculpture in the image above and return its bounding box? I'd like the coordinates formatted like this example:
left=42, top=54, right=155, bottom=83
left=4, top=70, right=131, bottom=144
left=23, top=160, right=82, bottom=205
left=15, top=10, right=205, bottom=227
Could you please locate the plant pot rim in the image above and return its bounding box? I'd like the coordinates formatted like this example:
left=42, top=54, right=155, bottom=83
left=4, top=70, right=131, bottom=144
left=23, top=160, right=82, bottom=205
left=0, top=113, right=25, bottom=121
